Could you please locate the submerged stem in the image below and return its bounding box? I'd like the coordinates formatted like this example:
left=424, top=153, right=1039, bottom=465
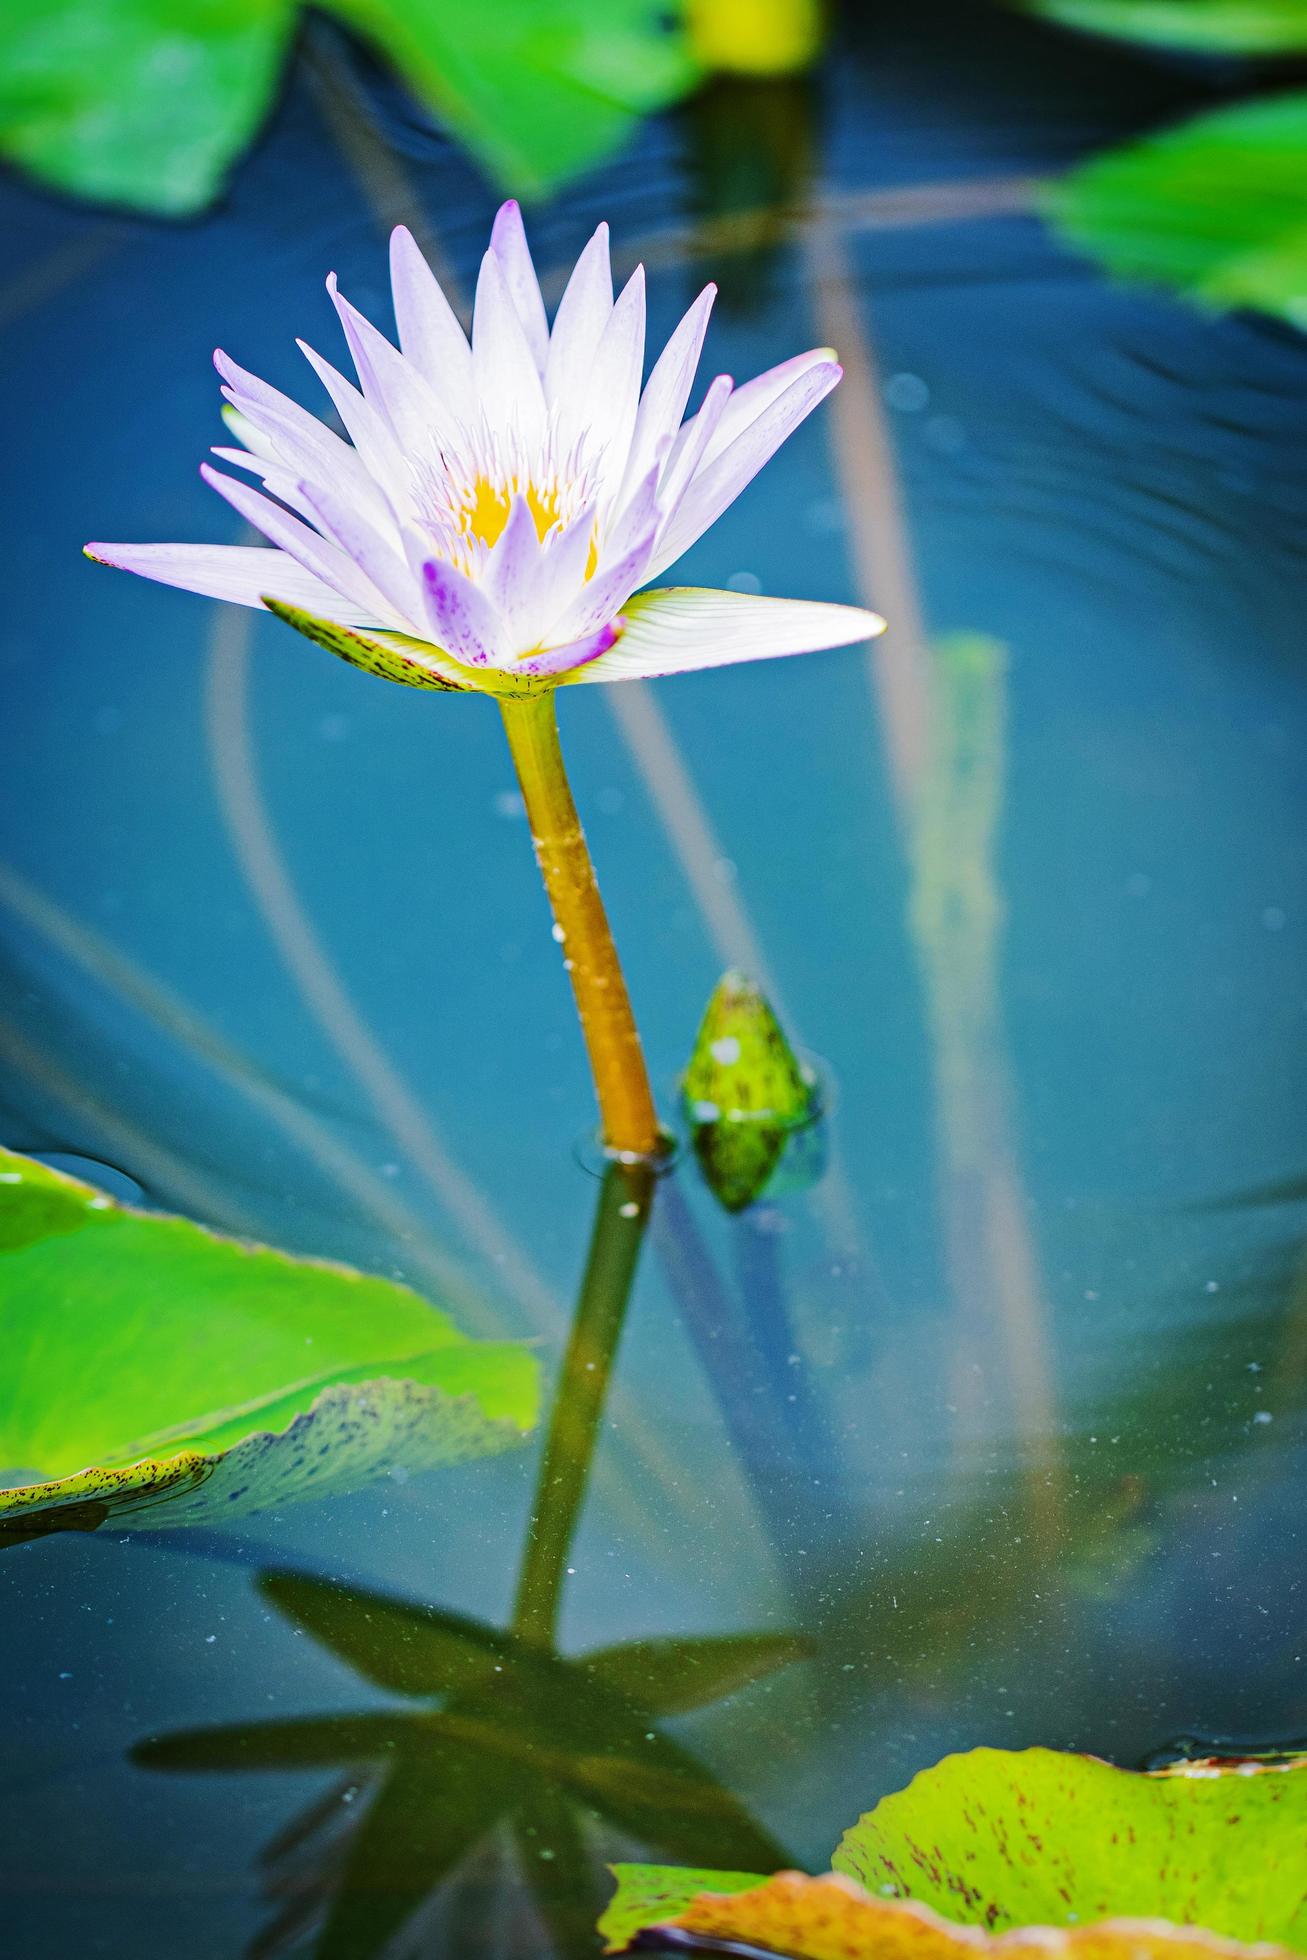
left=498, top=690, right=660, bottom=1161
left=511, top=1159, right=655, bottom=1644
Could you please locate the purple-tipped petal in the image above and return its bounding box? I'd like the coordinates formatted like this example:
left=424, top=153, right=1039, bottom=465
left=388, top=225, right=474, bottom=412
left=547, top=521, right=655, bottom=646
left=296, top=340, right=410, bottom=516
left=656, top=372, right=733, bottom=517
left=83, top=541, right=376, bottom=623
left=524, top=503, right=599, bottom=640
left=484, top=492, right=543, bottom=632
left=569, top=586, right=884, bottom=684
left=545, top=223, right=612, bottom=426
left=420, top=558, right=506, bottom=667
left=199, top=464, right=399, bottom=622
left=648, top=360, right=842, bottom=579
left=489, top=201, right=549, bottom=374
left=698, top=347, right=836, bottom=470
left=518, top=621, right=621, bottom=679
left=295, top=478, right=420, bottom=627
left=327, top=273, right=452, bottom=465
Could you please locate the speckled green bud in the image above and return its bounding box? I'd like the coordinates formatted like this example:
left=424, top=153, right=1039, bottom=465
left=681, top=971, right=820, bottom=1211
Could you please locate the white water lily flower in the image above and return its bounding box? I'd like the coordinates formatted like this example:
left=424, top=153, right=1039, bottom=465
left=87, top=202, right=883, bottom=691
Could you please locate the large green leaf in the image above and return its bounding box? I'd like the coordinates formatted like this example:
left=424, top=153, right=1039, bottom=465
left=0, top=0, right=294, bottom=216
left=0, top=1146, right=536, bottom=1538
left=0, top=0, right=698, bottom=216
left=601, top=1750, right=1307, bottom=1957
left=1046, top=93, right=1307, bottom=331
left=835, top=1748, right=1307, bottom=1947
left=1024, top=0, right=1307, bottom=53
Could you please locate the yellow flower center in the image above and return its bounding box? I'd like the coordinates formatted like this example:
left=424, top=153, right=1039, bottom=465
left=460, top=475, right=599, bottom=579
left=461, top=476, right=560, bottom=549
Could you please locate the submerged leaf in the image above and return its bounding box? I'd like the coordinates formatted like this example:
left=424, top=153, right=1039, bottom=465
left=602, top=1751, right=1307, bottom=1957
left=583, top=1632, right=813, bottom=1716
left=682, top=971, right=821, bottom=1212
left=1023, top=0, right=1307, bottom=53
left=1046, top=94, right=1307, bottom=332
left=0, top=1147, right=536, bottom=1537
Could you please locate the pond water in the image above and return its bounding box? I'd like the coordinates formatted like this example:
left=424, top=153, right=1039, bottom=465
left=2, top=5, right=1306, bottom=1957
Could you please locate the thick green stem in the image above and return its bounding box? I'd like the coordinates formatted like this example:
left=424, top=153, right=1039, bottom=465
left=511, top=1160, right=654, bottom=1645
left=499, top=690, right=660, bottom=1161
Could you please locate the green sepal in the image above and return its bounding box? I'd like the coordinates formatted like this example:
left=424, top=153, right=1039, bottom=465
left=261, top=597, right=468, bottom=691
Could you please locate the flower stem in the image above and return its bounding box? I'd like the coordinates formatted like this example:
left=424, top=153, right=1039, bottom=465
left=498, top=690, right=660, bottom=1160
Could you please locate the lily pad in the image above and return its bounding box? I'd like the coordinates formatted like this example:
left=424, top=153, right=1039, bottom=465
left=0, top=1147, right=536, bottom=1540
left=1023, top=0, right=1307, bottom=54
left=1046, top=94, right=1307, bottom=332
left=601, top=1749, right=1307, bottom=1957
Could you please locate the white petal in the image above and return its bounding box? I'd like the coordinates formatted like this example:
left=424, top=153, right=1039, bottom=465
left=215, top=350, right=387, bottom=526
left=522, top=503, right=599, bottom=645
left=545, top=223, right=612, bottom=431
left=621, top=282, right=715, bottom=504
left=84, top=541, right=379, bottom=624
left=647, top=361, right=841, bottom=579
left=297, top=339, right=410, bottom=516
left=489, top=201, right=549, bottom=374
left=210, top=444, right=319, bottom=523
left=472, top=248, right=547, bottom=448
left=389, top=225, right=474, bottom=415
left=567, top=586, right=884, bottom=684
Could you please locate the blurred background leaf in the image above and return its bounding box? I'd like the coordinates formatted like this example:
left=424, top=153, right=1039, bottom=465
left=0, top=0, right=295, bottom=216
left=1023, top=0, right=1307, bottom=53
left=1046, top=93, right=1307, bottom=330
left=0, top=0, right=700, bottom=216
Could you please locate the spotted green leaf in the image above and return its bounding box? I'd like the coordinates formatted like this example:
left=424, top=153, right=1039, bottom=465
left=601, top=1749, right=1307, bottom=1957
left=0, top=1147, right=536, bottom=1540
